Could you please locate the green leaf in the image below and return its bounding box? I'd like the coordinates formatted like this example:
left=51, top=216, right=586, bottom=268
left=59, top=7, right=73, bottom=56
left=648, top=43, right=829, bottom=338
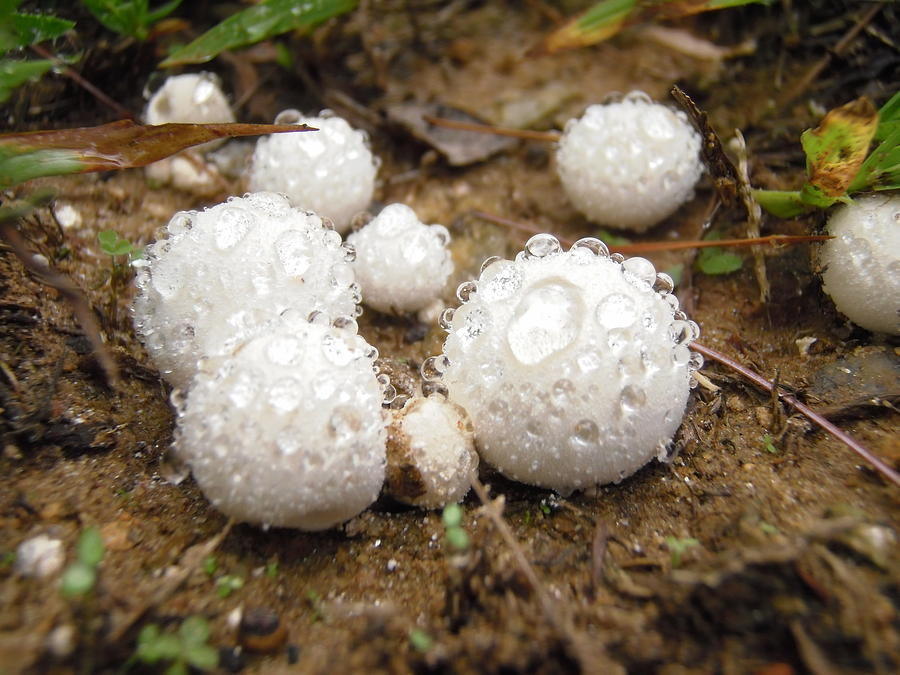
left=178, top=616, right=210, bottom=647
left=137, top=626, right=181, bottom=663
left=695, top=232, right=743, bottom=275
left=751, top=189, right=811, bottom=218
left=0, top=12, right=74, bottom=51
left=445, top=527, right=469, bottom=551
left=873, top=90, right=900, bottom=142
left=0, top=58, right=54, bottom=102
left=76, top=526, right=105, bottom=566
left=184, top=644, right=218, bottom=671
left=409, top=628, right=433, bottom=653
left=441, top=503, right=462, bottom=529
left=146, top=0, right=182, bottom=24
left=61, top=561, right=96, bottom=598
left=160, top=0, right=357, bottom=67
left=848, top=122, right=900, bottom=193
left=98, top=229, right=136, bottom=256
left=164, top=661, right=188, bottom=675
left=800, top=96, right=878, bottom=203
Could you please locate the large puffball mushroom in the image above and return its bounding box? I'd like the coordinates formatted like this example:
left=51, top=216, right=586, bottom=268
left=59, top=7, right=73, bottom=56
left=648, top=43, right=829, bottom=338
left=347, top=204, right=454, bottom=315
left=385, top=395, right=478, bottom=508
left=175, top=322, right=388, bottom=530
left=556, top=91, right=703, bottom=232
left=427, top=234, right=702, bottom=494
left=820, top=194, right=900, bottom=335
left=248, top=110, right=378, bottom=232
left=143, top=72, right=236, bottom=193
left=133, top=192, right=360, bottom=390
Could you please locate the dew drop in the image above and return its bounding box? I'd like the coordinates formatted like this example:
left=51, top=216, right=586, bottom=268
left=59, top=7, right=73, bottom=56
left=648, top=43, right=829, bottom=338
left=595, top=292, right=637, bottom=329
left=572, top=419, right=599, bottom=447
left=480, top=261, right=523, bottom=302
left=673, top=344, right=691, bottom=365
left=439, top=307, right=455, bottom=330
left=653, top=272, right=675, bottom=294
left=214, top=207, right=252, bottom=250
left=523, top=233, right=561, bottom=259
left=275, top=230, right=312, bottom=277
left=421, top=355, right=449, bottom=380
left=507, top=280, right=583, bottom=365
left=610, top=253, right=625, bottom=263
left=480, top=255, right=503, bottom=274
left=571, top=237, right=610, bottom=258
left=688, top=351, right=704, bottom=372
left=270, top=377, right=302, bottom=412
left=456, top=280, right=478, bottom=303
left=620, top=385, right=646, bottom=412
left=622, top=256, right=657, bottom=287
left=551, top=378, right=576, bottom=405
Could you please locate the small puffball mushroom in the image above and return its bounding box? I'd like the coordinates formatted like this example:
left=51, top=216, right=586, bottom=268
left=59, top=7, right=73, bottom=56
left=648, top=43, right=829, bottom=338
left=175, top=322, right=387, bottom=530
left=143, top=73, right=236, bottom=192
left=820, top=193, right=900, bottom=335
left=15, top=535, right=64, bottom=578
left=556, top=91, right=703, bottom=232
left=133, top=192, right=359, bottom=389
left=144, top=72, right=235, bottom=128
left=427, top=234, right=702, bottom=494
left=248, top=110, right=378, bottom=232
left=347, top=204, right=454, bottom=314
left=385, top=395, right=478, bottom=508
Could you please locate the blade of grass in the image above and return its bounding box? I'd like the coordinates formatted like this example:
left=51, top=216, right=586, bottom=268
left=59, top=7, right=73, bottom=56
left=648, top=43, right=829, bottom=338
left=160, top=0, right=357, bottom=67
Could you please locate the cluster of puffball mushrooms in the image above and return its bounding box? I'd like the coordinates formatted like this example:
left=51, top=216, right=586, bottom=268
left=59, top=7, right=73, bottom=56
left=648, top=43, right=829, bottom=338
left=132, top=73, right=899, bottom=531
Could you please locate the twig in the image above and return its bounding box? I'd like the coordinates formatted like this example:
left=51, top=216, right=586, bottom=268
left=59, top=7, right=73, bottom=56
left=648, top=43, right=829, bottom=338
left=777, top=3, right=885, bottom=109
left=471, top=210, right=829, bottom=253
left=732, top=130, right=768, bottom=302
left=29, top=44, right=134, bottom=120
left=469, top=476, right=605, bottom=673
left=0, top=211, right=120, bottom=388
left=422, top=115, right=562, bottom=142
left=690, top=342, right=900, bottom=487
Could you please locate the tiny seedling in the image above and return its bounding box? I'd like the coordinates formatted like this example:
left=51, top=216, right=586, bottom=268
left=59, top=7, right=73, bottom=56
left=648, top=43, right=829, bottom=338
left=1, top=551, right=15, bottom=569
left=306, top=589, right=324, bottom=623
left=409, top=628, right=433, bottom=653
left=762, top=434, right=779, bottom=454
left=759, top=521, right=779, bottom=535
left=202, top=555, right=217, bottom=577
left=215, top=574, right=243, bottom=598
left=265, top=560, right=279, bottom=579
left=695, top=232, right=744, bottom=276
left=135, top=615, right=218, bottom=675
left=98, top=229, right=142, bottom=325
left=442, top=503, right=469, bottom=551
left=61, top=526, right=105, bottom=598
left=665, top=536, right=699, bottom=569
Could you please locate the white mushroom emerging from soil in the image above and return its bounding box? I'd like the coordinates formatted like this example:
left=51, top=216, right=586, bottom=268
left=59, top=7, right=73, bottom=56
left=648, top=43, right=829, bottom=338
left=142, top=72, right=236, bottom=193
left=385, top=395, right=478, bottom=508
left=132, top=192, right=359, bottom=390
left=556, top=91, right=703, bottom=232
left=248, top=110, right=378, bottom=232
left=426, top=234, right=702, bottom=494
left=175, top=321, right=387, bottom=530
left=348, top=203, right=454, bottom=315
left=819, top=193, right=900, bottom=335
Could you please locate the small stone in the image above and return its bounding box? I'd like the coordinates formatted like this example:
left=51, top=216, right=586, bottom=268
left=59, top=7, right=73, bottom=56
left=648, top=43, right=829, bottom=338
left=16, top=535, right=65, bottom=578
left=239, top=607, right=287, bottom=653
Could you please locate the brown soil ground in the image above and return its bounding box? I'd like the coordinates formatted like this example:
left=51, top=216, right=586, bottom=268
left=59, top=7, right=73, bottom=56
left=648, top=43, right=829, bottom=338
left=1, top=3, right=898, bottom=674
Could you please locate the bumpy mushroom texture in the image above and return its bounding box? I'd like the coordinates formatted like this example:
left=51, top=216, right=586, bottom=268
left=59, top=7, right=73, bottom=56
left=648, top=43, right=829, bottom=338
left=132, top=192, right=360, bottom=390
left=556, top=91, right=703, bottom=232
left=348, top=204, right=454, bottom=314
left=248, top=111, right=378, bottom=232
left=431, top=234, right=702, bottom=494
left=820, top=194, right=900, bottom=335
left=385, top=396, right=478, bottom=508
left=175, top=323, right=387, bottom=530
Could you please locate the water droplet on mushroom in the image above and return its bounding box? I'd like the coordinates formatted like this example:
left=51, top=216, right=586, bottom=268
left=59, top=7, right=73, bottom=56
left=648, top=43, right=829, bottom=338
left=595, top=292, right=637, bottom=329
left=622, top=257, right=657, bottom=287
left=507, top=280, right=583, bottom=365
left=620, top=385, right=646, bottom=412
left=214, top=207, right=252, bottom=249
left=523, top=233, right=561, bottom=259
left=275, top=230, right=312, bottom=277
left=456, top=280, right=478, bottom=303
left=571, top=237, right=610, bottom=258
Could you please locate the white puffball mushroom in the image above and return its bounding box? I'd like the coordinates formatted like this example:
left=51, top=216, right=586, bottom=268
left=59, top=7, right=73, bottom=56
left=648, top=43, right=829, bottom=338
left=248, top=110, right=378, bottom=232
left=428, top=234, right=702, bottom=494
left=133, top=192, right=360, bottom=390
left=556, top=91, right=703, bottom=232
left=143, top=72, right=235, bottom=192
left=385, top=395, right=478, bottom=508
left=820, top=193, right=900, bottom=335
left=347, top=204, right=454, bottom=314
left=175, top=322, right=387, bottom=530
left=144, top=72, right=235, bottom=129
